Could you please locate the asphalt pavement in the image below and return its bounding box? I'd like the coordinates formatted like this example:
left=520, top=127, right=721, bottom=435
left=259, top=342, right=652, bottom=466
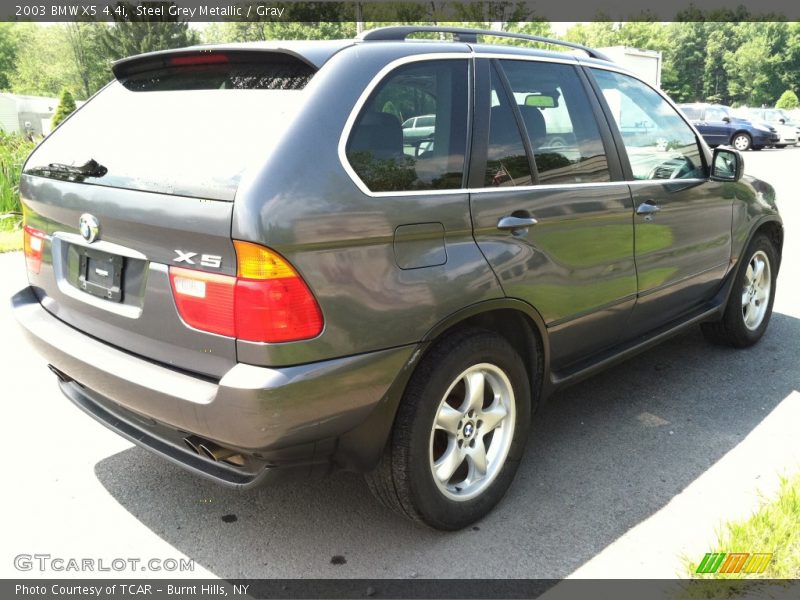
left=1, top=147, right=798, bottom=580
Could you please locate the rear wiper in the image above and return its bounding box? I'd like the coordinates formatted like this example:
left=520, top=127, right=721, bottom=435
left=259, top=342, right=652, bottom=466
left=47, top=159, right=108, bottom=178
left=27, top=158, right=108, bottom=181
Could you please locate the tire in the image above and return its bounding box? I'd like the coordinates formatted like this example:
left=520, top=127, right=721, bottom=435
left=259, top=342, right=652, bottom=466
left=732, top=133, right=752, bottom=151
left=366, top=329, right=531, bottom=530
left=701, top=233, right=777, bottom=348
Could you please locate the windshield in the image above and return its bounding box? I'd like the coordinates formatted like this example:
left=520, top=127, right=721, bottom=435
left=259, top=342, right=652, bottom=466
left=25, top=63, right=310, bottom=201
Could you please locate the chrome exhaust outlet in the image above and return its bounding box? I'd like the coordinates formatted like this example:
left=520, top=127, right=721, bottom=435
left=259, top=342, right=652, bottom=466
left=184, top=437, right=245, bottom=466
left=48, top=364, right=73, bottom=383
left=198, top=441, right=245, bottom=465
left=183, top=436, right=203, bottom=455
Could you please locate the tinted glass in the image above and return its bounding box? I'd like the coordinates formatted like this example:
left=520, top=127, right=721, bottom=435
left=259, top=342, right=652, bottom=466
left=119, top=53, right=315, bottom=92
left=346, top=60, right=469, bottom=192
left=705, top=107, right=727, bottom=121
left=500, top=60, right=610, bottom=184
left=592, top=69, right=705, bottom=181
left=679, top=106, right=702, bottom=120
left=24, top=78, right=306, bottom=201
left=485, top=65, right=532, bottom=187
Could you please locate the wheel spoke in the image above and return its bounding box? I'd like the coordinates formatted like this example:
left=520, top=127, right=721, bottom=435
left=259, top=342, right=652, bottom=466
left=434, top=442, right=464, bottom=483
left=435, top=404, right=462, bottom=434
left=752, top=259, right=764, bottom=285
left=464, top=371, right=486, bottom=413
left=466, top=439, right=488, bottom=477
left=741, top=289, right=750, bottom=307
left=744, top=263, right=754, bottom=286
left=755, top=287, right=769, bottom=303
left=479, top=403, right=507, bottom=434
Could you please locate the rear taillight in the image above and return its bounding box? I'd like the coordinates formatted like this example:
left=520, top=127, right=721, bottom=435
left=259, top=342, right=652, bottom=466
left=169, top=242, right=323, bottom=343
left=23, top=226, right=46, bottom=274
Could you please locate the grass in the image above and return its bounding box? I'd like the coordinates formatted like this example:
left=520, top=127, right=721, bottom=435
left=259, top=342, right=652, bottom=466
left=0, top=131, right=35, bottom=215
left=687, top=473, right=800, bottom=581
left=0, top=225, right=22, bottom=253
left=0, top=131, right=34, bottom=253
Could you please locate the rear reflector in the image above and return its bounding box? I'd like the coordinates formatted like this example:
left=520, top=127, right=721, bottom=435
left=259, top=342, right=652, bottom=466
left=169, top=242, right=323, bottom=343
left=169, top=268, right=235, bottom=338
left=23, top=225, right=46, bottom=274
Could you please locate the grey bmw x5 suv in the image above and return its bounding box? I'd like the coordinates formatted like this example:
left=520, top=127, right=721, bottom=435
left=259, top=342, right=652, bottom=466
left=12, top=27, right=782, bottom=530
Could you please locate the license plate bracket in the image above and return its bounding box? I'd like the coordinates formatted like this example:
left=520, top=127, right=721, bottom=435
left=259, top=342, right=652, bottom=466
left=77, top=248, right=124, bottom=302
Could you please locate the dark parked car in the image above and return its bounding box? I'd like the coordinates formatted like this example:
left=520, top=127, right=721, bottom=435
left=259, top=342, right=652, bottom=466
left=12, top=27, right=783, bottom=530
left=678, top=103, right=780, bottom=151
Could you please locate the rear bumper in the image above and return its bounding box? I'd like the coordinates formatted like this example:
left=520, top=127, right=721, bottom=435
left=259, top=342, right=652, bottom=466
left=12, top=286, right=414, bottom=487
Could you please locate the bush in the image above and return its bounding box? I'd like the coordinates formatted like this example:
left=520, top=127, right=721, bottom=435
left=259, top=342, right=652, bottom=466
left=0, top=131, right=36, bottom=218
left=51, top=88, right=77, bottom=128
left=776, top=90, right=799, bottom=110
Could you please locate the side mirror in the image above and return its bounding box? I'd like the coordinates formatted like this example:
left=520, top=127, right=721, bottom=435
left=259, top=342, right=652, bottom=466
left=722, top=116, right=731, bottom=123
left=779, top=118, right=786, bottom=124
left=710, top=147, right=743, bottom=182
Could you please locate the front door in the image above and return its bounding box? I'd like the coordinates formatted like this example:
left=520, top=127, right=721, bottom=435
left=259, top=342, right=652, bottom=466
left=588, top=69, right=733, bottom=335
left=702, top=105, right=734, bottom=146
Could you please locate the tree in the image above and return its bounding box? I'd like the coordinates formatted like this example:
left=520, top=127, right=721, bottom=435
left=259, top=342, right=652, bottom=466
left=776, top=90, right=799, bottom=109
left=51, top=88, right=77, bottom=128
left=10, top=26, right=80, bottom=97
left=565, top=22, right=619, bottom=48
left=0, top=23, right=29, bottom=91
left=65, top=22, right=111, bottom=99
left=100, top=2, right=199, bottom=61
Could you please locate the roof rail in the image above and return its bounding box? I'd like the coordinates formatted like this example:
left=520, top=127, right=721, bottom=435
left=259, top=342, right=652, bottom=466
left=358, top=26, right=612, bottom=61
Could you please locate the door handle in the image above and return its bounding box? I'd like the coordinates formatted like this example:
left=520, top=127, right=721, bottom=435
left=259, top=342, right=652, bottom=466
left=636, top=202, right=661, bottom=216
left=497, top=215, right=538, bottom=233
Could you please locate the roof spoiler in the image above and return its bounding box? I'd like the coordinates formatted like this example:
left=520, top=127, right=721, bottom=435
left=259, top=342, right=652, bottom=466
left=112, top=47, right=316, bottom=81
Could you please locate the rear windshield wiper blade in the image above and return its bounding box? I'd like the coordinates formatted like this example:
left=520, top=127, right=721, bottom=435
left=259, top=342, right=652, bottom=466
left=28, top=158, right=108, bottom=181
left=48, top=159, right=108, bottom=177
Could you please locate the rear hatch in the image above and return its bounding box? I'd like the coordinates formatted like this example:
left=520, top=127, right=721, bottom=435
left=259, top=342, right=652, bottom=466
left=20, top=49, right=318, bottom=378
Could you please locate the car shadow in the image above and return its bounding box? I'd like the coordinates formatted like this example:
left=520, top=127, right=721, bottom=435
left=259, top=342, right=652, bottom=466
left=94, top=312, right=800, bottom=579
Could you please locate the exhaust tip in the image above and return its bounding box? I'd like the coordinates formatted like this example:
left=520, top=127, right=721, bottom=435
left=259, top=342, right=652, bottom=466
left=184, top=436, right=245, bottom=466
left=198, top=441, right=246, bottom=466
left=183, top=436, right=203, bottom=455
left=48, top=364, right=73, bottom=383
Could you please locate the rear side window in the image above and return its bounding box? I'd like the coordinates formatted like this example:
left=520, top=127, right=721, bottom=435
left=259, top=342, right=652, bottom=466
left=346, top=60, right=469, bottom=193
left=499, top=60, right=611, bottom=185
left=485, top=65, right=533, bottom=187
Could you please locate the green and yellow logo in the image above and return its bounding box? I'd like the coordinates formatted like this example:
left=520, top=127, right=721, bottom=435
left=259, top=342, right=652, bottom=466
left=696, top=552, right=773, bottom=574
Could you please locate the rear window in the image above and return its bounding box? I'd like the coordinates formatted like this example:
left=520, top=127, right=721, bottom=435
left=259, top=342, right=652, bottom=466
left=24, top=53, right=315, bottom=202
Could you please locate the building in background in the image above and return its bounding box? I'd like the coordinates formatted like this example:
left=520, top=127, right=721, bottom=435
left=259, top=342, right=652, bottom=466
left=0, top=93, right=85, bottom=137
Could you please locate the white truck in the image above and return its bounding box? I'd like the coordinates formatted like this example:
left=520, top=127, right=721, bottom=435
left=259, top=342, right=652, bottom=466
left=597, top=46, right=663, bottom=89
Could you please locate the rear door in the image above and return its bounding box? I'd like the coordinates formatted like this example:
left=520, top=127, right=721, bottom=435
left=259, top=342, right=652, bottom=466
left=469, top=58, right=636, bottom=371
left=20, top=51, right=316, bottom=377
left=587, top=68, right=732, bottom=335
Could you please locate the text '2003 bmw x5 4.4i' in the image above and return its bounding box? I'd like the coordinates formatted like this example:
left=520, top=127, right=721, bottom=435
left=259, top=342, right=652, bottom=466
left=12, top=27, right=783, bottom=530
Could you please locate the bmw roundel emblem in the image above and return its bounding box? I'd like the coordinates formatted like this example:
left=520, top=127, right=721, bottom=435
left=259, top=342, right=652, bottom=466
left=79, top=214, right=100, bottom=243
